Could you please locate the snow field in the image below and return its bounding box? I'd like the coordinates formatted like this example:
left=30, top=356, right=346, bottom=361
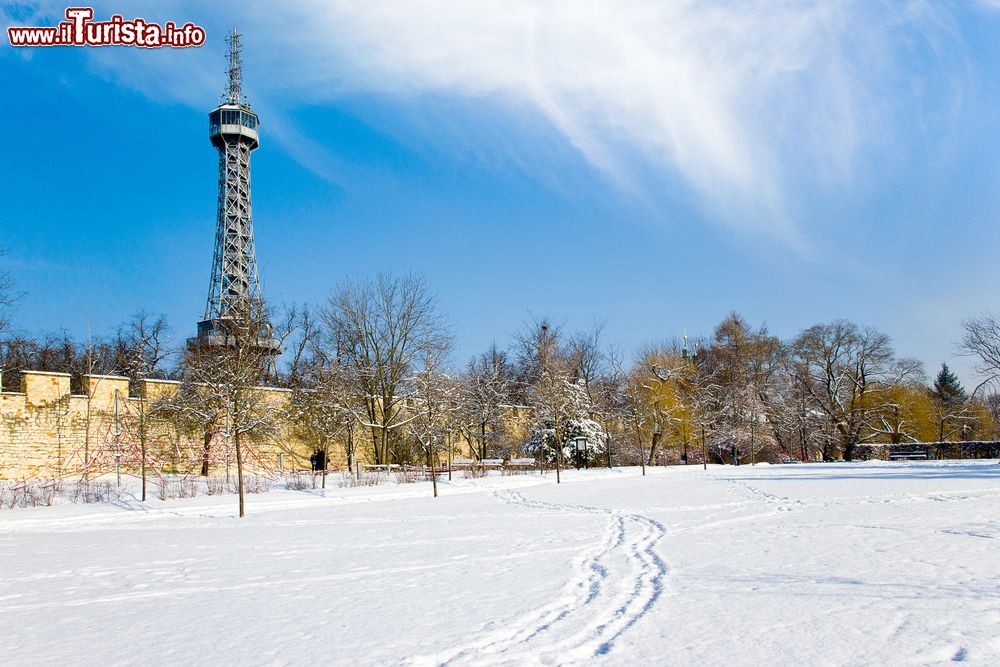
left=1, top=461, right=998, bottom=666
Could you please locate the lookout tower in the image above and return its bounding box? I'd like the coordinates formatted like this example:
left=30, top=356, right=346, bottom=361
left=189, top=28, right=280, bottom=373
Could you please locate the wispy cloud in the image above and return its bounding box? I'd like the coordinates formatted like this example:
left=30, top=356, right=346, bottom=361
left=13, top=1, right=972, bottom=245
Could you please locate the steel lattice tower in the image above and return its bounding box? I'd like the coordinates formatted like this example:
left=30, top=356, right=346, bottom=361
left=190, top=28, right=280, bottom=369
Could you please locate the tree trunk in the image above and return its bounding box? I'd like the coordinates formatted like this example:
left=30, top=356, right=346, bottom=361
left=428, top=439, right=438, bottom=498
left=373, top=426, right=382, bottom=465
left=632, top=419, right=646, bottom=477
left=555, top=427, right=561, bottom=484
left=702, top=426, right=707, bottom=471
left=140, top=432, right=147, bottom=501
left=481, top=421, right=487, bottom=461
left=139, top=404, right=147, bottom=502
left=201, top=430, right=212, bottom=477
left=235, top=430, right=245, bottom=518
left=647, top=430, right=661, bottom=467
left=346, top=425, right=355, bottom=472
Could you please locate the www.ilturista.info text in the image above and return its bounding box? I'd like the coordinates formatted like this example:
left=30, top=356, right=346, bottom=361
left=7, top=7, right=206, bottom=48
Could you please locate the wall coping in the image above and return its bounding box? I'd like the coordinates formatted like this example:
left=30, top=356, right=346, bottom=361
left=11, top=370, right=290, bottom=394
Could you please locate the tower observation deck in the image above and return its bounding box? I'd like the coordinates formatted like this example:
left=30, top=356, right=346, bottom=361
left=189, top=28, right=280, bottom=372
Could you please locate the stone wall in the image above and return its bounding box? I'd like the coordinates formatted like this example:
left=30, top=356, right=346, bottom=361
left=0, top=370, right=321, bottom=480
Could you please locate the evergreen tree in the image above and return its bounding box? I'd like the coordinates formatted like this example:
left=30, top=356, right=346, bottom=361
left=933, top=363, right=967, bottom=407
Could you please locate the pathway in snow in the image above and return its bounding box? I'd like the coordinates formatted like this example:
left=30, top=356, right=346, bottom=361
left=419, top=487, right=668, bottom=666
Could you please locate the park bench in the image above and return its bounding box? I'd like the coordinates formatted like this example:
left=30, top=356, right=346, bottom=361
left=507, top=458, right=536, bottom=468
left=888, top=451, right=928, bottom=461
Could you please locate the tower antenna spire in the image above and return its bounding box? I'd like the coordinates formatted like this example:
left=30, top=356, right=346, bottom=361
left=225, top=27, right=244, bottom=105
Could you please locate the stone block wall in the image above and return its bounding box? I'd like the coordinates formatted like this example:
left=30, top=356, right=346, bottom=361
left=0, top=370, right=323, bottom=480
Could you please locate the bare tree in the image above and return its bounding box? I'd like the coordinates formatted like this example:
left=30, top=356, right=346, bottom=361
left=157, top=381, right=223, bottom=477
left=605, top=350, right=654, bottom=474
left=115, top=312, right=172, bottom=501
left=0, top=248, right=17, bottom=335
left=567, top=320, right=607, bottom=398
left=960, top=313, right=1000, bottom=395
left=407, top=337, right=457, bottom=497
left=695, top=315, right=782, bottom=464
left=181, top=300, right=292, bottom=517
left=791, top=320, right=916, bottom=461
left=460, top=343, right=515, bottom=461
left=321, top=273, right=451, bottom=466
left=287, top=312, right=357, bottom=486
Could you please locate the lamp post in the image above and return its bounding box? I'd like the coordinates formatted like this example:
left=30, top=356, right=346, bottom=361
left=574, top=436, right=587, bottom=470
left=702, top=425, right=707, bottom=470
left=112, top=390, right=122, bottom=487
left=224, top=404, right=232, bottom=484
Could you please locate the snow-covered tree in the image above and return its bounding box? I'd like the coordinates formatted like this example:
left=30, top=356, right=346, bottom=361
left=459, top=343, right=515, bottom=461
left=405, top=339, right=457, bottom=497
left=0, top=248, right=17, bottom=337
left=114, top=311, right=171, bottom=500
left=525, top=377, right=606, bottom=464
left=180, top=300, right=292, bottom=517
left=321, top=273, right=451, bottom=466
left=791, top=319, right=922, bottom=461
left=696, top=314, right=783, bottom=464
left=285, top=308, right=359, bottom=485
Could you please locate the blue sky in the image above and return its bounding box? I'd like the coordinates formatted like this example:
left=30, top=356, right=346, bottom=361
left=3, top=1, right=1000, bottom=384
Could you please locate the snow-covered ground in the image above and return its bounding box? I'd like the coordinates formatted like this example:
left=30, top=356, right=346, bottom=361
left=2, top=461, right=999, bottom=666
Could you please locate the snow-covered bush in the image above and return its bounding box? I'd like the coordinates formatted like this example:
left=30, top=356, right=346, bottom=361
left=243, top=474, right=271, bottom=494
left=463, top=465, right=488, bottom=479
left=284, top=471, right=312, bottom=491
left=206, top=476, right=227, bottom=495
left=395, top=468, right=423, bottom=484
left=524, top=375, right=608, bottom=463
left=338, top=472, right=383, bottom=488
left=74, top=480, right=121, bottom=504
left=524, top=416, right=607, bottom=463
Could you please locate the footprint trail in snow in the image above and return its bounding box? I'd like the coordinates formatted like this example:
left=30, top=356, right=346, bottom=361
left=419, top=488, right=668, bottom=666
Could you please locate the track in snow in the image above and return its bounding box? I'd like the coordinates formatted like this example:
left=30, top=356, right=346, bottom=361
left=417, top=488, right=668, bottom=666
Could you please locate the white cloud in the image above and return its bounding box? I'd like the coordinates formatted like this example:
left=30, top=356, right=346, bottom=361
left=22, top=0, right=970, bottom=245
left=258, top=1, right=969, bottom=244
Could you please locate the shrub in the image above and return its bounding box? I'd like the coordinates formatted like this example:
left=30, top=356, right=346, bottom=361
left=176, top=477, right=199, bottom=499
left=284, top=471, right=312, bottom=491
left=206, top=476, right=226, bottom=495
left=395, top=468, right=423, bottom=484
left=243, top=474, right=272, bottom=494
left=338, top=472, right=383, bottom=488
left=74, top=480, right=119, bottom=504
